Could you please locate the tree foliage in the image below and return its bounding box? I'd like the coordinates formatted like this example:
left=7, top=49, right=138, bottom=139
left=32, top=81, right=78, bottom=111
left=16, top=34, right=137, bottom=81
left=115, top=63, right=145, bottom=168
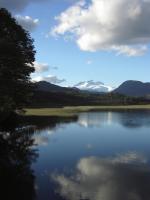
left=0, top=8, right=35, bottom=115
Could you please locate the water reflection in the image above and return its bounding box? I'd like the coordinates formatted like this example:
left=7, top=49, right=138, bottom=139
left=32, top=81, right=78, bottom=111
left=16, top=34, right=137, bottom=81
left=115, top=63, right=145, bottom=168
left=0, top=126, right=38, bottom=200
left=28, top=116, right=78, bottom=146
left=118, top=111, right=150, bottom=128
left=34, top=135, right=49, bottom=146
left=77, top=110, right=150, bottom=128
left=21, top=115, right=77, bottom=132
left=53, top=152, right=150, bottom=200
left=78, top=112, right=113, bottom=127
left=1, top=111, right=150, bottom=200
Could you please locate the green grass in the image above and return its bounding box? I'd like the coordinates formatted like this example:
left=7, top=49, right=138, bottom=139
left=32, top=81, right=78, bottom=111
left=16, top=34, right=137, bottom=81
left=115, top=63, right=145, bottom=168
left=25, top=105, right=150, bottom=117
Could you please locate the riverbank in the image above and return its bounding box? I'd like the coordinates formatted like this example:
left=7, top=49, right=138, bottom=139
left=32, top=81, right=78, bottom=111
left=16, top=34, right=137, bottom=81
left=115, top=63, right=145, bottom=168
left=25, top=105, right=150, bottom=117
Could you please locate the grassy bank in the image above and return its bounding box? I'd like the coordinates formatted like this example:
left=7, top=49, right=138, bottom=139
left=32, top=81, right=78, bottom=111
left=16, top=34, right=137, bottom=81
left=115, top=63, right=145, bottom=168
left=25, top=105, right=150, bottom=117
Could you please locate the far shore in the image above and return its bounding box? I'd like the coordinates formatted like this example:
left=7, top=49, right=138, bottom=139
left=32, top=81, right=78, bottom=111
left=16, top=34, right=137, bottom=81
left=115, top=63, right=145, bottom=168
left=25, top=105, right=150, bottom=117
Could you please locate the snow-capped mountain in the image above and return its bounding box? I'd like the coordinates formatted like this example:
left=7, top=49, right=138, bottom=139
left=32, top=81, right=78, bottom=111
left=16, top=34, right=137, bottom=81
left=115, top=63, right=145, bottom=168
left=74, top=80, right=114, bottom=93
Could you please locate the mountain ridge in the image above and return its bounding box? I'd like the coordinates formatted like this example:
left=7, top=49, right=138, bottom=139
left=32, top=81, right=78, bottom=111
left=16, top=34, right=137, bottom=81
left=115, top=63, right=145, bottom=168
left=113, top=80, right=150, bottom=97
left=34, top=80, right=150, bottom=98
left=35, top=81, right=80, bottom=93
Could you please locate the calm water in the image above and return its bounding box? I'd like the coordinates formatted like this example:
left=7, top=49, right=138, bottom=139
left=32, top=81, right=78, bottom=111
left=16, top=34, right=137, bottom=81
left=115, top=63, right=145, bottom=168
left=1, top=110, right=150, bottom=200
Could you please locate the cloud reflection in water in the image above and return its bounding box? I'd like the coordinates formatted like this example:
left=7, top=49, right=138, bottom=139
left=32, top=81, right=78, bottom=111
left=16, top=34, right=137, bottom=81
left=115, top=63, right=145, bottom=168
left=53, top=152, right=150, bottom=200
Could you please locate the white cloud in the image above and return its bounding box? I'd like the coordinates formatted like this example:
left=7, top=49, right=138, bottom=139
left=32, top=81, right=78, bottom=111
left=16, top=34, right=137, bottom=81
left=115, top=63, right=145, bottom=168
left=53, top=152, right=149, bottom=200
left=113, top=45, right=148, bottom=57
left=33, top=61, right=58, bottom=73
left=32, top=62, right=58, bottom=73
left=15, top=15, right=39, bottom=32
left=32, top=75, right=66, bottom=84
left=33, top=61, right=49, bottom=73
left=52, top=0, right=150, bottom=56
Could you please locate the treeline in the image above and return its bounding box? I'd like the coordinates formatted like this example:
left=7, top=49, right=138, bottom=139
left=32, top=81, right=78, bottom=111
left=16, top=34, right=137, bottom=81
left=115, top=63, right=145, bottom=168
left=28, top=89, right=150, bottom=108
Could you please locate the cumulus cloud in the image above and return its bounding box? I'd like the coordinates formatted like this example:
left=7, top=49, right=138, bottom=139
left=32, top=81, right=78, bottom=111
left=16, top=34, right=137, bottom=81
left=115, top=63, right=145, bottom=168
left=33, top=62, right=59, bottom=73
left=15, top=15, right=39, bottom=32
left=52, top=0, right=150, bottom=56
left=33, top=61, right=49, bottom=73
left=53, top=152, right=149, bottom=200
left=32, top=75, right=66, bottom=84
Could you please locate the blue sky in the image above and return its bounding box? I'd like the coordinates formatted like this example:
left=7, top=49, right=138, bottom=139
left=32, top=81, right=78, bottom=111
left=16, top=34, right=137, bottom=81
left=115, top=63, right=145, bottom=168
left=1, top=0, right=150, bottom=88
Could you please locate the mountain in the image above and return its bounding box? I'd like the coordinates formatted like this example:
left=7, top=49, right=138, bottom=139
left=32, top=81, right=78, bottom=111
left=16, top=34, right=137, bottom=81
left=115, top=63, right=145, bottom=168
left=74, top=80, right=113, bottom=93
left=30, top=81, right=142, bottom=108
left=28, top=80, right=150, bottom=108
left=35, top=81, right=80, bottom=93
left=113, top=80, right=150, bottom=97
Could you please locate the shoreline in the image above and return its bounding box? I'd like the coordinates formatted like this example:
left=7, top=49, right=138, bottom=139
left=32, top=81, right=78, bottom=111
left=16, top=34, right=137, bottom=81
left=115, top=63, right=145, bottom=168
left=25, top=105, right=150, bottom=117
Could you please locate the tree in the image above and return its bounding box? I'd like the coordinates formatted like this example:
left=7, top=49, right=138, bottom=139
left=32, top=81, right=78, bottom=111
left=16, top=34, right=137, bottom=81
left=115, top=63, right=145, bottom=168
left=0, top=8, right=35, bottom=118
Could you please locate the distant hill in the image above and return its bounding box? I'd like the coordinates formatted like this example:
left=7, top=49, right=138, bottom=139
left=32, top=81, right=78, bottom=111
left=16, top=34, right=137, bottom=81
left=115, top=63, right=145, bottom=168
left=113, top=80, right=150, bottom=97
left=35, top=81, right=80, bottom=93
left=29, top=81, right=142, bottom=108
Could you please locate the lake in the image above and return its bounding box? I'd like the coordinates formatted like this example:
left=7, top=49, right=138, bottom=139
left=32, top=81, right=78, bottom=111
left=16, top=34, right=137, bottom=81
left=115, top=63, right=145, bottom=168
left=1, top=110, right=150, bottom=200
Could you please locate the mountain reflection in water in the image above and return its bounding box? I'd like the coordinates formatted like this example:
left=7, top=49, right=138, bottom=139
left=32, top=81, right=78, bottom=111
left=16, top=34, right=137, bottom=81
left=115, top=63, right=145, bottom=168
left=1, top=111, right=150, bottom=200
left=77, top=110, right=150, bottom=128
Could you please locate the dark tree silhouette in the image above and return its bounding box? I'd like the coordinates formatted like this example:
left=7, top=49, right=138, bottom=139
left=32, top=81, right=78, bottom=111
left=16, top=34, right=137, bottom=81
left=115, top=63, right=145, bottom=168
left=0, top=8, right=35, bottom=119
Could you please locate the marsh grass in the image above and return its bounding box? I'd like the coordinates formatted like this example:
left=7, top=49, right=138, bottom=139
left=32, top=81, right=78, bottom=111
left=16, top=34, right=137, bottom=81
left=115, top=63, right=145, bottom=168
left=25, top=105, right=150, bottom=117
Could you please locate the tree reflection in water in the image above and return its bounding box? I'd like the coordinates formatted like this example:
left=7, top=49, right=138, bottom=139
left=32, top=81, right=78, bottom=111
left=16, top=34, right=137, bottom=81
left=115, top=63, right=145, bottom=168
left=1, top=111, right=150, bottom=200
left=0, top=125, right=38, bottom=200
left=0, top=115, right=77, bottom=200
